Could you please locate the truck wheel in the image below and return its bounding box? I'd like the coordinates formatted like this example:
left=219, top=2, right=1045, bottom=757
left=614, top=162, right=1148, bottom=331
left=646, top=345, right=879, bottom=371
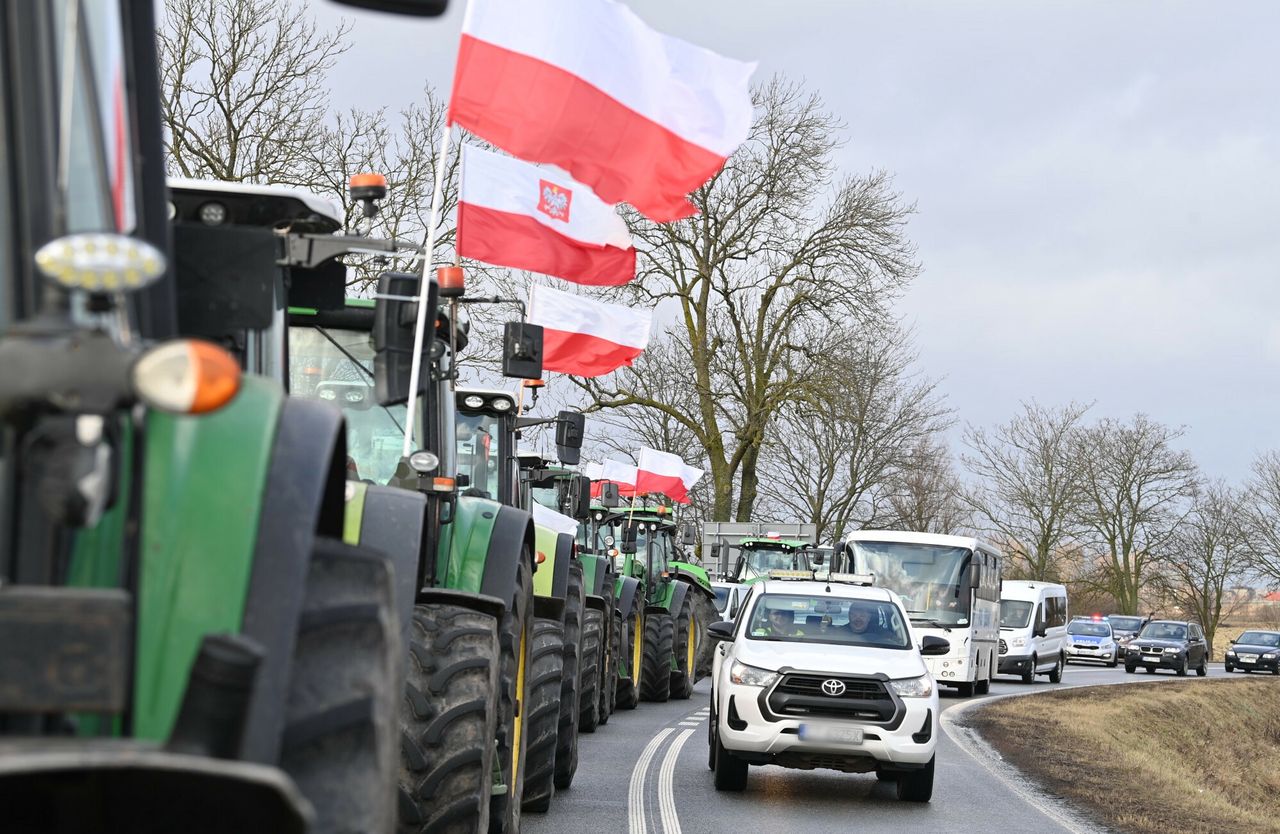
left=712, top=729, right=748, bottom=792
left=521, top=617, right=565, bottom=812
left=578, top=609, right=604, bottom=733
left=615, top=593, right=643, bottom=710
left=896, top=756, right=935, bottom=802
left=640, top=612, right=674, bottom=703
left=281, top=538, right=400, bottom=834
left=693, top=593, right=720, bottom=681
left=1021, top=657, right=1035, bottom=684
left=1049, top=655, right=1064, bottom=684
left=669, top=591, right=696, bottom=700
left=398, top=603, right=499, bottom=834
left=555, top=564, right=585, bottom=790
left=490, top=558, right=534, bottom=834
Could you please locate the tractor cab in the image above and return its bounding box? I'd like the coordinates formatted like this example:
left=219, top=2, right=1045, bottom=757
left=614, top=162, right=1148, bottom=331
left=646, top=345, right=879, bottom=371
left=733, top=535, right=814, bottom=583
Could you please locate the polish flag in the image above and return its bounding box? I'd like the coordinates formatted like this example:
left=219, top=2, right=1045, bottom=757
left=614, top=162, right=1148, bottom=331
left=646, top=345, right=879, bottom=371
left=589, top=459, right=639, bottom=498
left=532, top=501, right=581, bottom=537
left=528, top=284, right=651, bottom=377
left=634, top=447, right=703, bottom=504
left=458, top=146, right=636, bottom=286
left=449, top=0, right=756, bottom=223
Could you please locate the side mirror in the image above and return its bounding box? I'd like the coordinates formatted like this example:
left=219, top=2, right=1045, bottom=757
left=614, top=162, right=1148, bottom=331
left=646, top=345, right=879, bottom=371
left=374, top=272, right=437, bottom=406
left=568, top=474, right=591, bottom=520
left=455, top=473, right=471, bottom=489
left=1034, top=624, right=1047, bottom=638
left=502, top=321, right=543, bottom=379
left=620, top=524, right=637, bottom=554
left=706, top=620, right=735, bottom=642
left=600, top=482, right=621, bottom=508
left=680, top=524, right=696, bottom=547
left=969, top=565, right=982, bottom=590
left=555, top=410, right=585, bottom=465
left=732, top=554, right=745, bottom=581
left=920, top=635, right=950, bottom=656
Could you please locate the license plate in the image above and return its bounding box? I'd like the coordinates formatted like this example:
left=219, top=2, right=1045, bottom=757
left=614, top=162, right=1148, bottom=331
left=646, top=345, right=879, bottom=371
left=1240, top=655, right=1257, bottom=663
left=798, top=724, right=864, bottom=745
left=1142, top=655, right=1160, bottom=662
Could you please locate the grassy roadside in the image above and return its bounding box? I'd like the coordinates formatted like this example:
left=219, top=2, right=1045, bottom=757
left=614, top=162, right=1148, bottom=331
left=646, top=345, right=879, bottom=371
left=968, top=680, right=1280, bottom=834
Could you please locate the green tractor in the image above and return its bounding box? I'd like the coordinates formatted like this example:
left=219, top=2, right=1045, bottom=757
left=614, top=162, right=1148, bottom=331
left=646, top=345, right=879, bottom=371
left=454, top=390, right=594, bottom=813
left=0, top=1, right=454, bottom=832
left=587, top=503, right=719, bottom=704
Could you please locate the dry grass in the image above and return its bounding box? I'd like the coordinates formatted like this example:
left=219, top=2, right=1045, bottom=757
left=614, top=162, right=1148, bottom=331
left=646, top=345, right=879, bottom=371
left=969, top=680, right=1280, bottom=834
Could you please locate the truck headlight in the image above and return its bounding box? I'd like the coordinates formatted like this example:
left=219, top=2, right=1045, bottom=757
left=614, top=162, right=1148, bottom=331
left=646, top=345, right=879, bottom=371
left=888, top=675, right=933, bottom=698
left=729, top=660, right=778, bottom=688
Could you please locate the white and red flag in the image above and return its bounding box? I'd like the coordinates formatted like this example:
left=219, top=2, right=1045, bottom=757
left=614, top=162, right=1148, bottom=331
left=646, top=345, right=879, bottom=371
left=458, top=146, right=636, bottom=286
left=448, top=0, right=756, bottom=223
left=589, top=459, right=639, bottom=498
left=634, top=447, right=703, bottom=504
left=528, top=284, right=651, bottom=377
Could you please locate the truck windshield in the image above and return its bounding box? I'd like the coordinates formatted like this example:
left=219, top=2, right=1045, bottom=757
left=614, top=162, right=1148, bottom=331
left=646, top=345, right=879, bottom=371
left=1000, top=600, right=1033, bottom=629
left=743, top=545, right=808, bottom=574
left=746, top=594, right=910, bottom=649
left=288, top=325, right=407, bottom=485
left=851, top=541, right=973, bottom=625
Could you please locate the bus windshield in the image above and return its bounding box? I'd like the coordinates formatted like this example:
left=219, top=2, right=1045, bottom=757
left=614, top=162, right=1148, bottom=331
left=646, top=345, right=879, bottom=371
left=850, top=541, right=973, bottom=625
left=289, top=326, right=406, bottom=485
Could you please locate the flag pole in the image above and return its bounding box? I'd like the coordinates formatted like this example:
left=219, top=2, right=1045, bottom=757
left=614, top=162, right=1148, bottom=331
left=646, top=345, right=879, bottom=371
left=402, top=120, right=455, bottom=458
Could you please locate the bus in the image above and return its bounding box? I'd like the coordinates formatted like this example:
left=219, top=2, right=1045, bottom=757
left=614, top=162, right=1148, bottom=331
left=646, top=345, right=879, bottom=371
left=838, top=531, right=1003, bottom=696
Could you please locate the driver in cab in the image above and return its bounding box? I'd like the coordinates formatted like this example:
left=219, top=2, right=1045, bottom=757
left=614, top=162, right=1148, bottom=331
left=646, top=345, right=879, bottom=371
left=844, top=600, right=898, bottom=645
left=753, top=603, right=804, bottom=638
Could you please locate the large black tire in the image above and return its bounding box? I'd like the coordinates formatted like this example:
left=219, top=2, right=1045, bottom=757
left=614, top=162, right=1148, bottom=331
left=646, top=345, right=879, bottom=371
left=1048, top=654, right=1064, bottom=684
left=490, top=558, right=534, bottom=834
left=281, top=538, right=400, bottom=834
left=555, top=564, right=585, bottom=790
left=692, top=593, right=720, bottom=681
left=896, top=756, right=935, bottom=802
left=640, top=612, right=674, bottom=703
left=1021, top=656, right=1035, bottom=684
left=521, top=618, right=565, bottom=812
left=615, top=592, right=643, bottom=710
left=578, top=608, right=604, bottom=733
left=398, top=604, right=500, bottom=834
left=712, top=728, right=747, bottom=792
left=669, top=590, right=696, bottom=700
left=598, top=585, right=618, bottom=724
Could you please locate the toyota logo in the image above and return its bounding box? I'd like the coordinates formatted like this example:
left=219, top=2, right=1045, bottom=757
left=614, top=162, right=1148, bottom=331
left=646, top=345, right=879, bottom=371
left=821, top=679, right=846, bottom=697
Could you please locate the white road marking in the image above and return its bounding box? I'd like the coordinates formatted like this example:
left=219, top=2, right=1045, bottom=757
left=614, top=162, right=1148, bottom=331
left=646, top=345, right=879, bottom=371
left=658, top=729, right=695, bottom=834
left=628, top=727, right=674, bottom=834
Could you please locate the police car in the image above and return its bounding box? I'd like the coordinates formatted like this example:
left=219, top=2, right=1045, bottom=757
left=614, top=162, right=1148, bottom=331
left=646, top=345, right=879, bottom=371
left=1064, top=616, right=1119, bottom=667
left=706, top=571, right=947, bottom=802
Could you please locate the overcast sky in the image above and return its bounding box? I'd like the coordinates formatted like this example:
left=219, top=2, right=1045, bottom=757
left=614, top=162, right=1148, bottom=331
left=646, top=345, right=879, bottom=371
left=311, top=0, right=1280, bottom=482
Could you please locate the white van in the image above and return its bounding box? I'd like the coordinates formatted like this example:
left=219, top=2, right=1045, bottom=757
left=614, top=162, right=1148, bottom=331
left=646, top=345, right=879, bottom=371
left=997, top=580, right=1069, bottom=683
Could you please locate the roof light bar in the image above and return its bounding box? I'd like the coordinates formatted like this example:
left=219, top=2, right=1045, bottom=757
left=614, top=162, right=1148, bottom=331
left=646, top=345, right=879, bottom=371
left=767, top=569, right=814, bottom=580
left=828, top=572, right=876, bottom=586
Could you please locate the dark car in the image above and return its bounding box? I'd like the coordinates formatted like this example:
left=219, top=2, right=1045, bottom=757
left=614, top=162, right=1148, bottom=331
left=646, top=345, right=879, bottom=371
left=1124, top=620, right=1208, bottom=676
left=1224, top=630, right=1280, bottom=675
left=1105, top=614, right=1150, bottom=658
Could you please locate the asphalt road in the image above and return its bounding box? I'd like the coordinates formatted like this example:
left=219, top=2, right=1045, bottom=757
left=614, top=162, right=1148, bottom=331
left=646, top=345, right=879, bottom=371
left=524, top=660, right=1244, bottom=834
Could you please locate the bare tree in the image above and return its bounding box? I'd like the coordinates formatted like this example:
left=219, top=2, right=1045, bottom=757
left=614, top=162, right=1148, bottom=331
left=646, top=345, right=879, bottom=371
left=959, top=401, right=1092, bottom=581
left=575, top=78, right=919, bottom=523
left=878, top=438, right=970, bottom=535
left=756, top=324, right=950, bottom=541
left=1243, top=450, right=1280, bottom=585
left=1161, top=482, right=1252, bottom=656
left=158, top=0, right=351, bottom=184
left=1075, top=414, right=1199, bottom=614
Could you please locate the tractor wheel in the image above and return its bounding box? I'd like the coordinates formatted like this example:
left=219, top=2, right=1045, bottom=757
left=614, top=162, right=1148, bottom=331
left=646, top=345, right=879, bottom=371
left=281, top=538, right=400, bottom=834
left=490, top=558, right=534, bottom=834
left=669, top=591, right=696, bottom=700
left=397, top=603, right=499, bottom=834
left=615, top=592, right=643, bottom=710
left=640, top=612, right=675, bottom=703
left=578, top=608, right=604, bottom=733
left=693, top=593, right=720, bottom=681
left=598, top=586, right=618, bottom=724
left=555, top=564, right=585, bottom=790
left=520, top=618, right=565, bottom=812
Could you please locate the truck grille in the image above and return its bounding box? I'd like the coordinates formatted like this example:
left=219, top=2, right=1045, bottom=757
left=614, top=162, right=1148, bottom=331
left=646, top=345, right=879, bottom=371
left=767, top=674, right=895, bottom=723
left=777, top=675, right=890, bottom=701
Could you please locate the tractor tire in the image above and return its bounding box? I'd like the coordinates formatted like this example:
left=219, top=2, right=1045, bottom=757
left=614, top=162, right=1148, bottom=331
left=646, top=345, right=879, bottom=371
left=280, top=538, right=400, bottom=834
left=490, top=557, right=534, bottom=834
left=555, top=564, right=585, bottom=790
left=597, top=585, right=618, bottom=725
left=521, top=618, right=565, bottom=812
left=615, top=592, right=643, bottom=710
left=397, top=603, right=499, bottom=834
left=640, top=612, right=674, bottom=703
left=669, top=591, right=696, bottom=700
left=578, top=608, right=604, bottom=733
left=692, top=592, right=720, bottom=681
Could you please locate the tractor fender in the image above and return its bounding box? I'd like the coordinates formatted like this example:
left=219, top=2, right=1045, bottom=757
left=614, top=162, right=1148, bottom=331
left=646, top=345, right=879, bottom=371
left=532, top=527, right=573, bottom=601
left=670, top=560, right=715, bottom=598
left=346, top=481, right=428, bottom=646
left=584, top=594, right=609, bottom=614
left=240, top=395, right=348, bottom=765
left=478, top=503, right=536, bottom=613
left=615, top=576, right=642, bottom=623
left=666, top=578, right=691, bottom=619
left=415, top=587, right=508, bottom=623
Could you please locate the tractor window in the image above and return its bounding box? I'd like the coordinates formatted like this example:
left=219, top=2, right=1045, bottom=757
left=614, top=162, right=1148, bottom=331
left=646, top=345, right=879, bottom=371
left=456, top=413, right=500, bottom=500
left=288, top=325, right=407, bottom=485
